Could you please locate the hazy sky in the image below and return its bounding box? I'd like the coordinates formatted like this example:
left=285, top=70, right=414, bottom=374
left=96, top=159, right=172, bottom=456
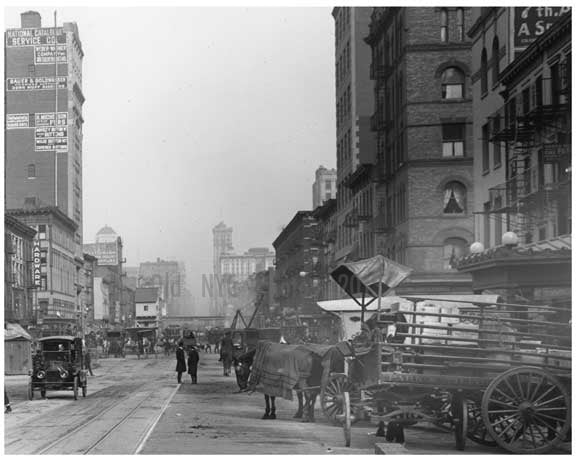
left=4, top=6, right=337, bottom=312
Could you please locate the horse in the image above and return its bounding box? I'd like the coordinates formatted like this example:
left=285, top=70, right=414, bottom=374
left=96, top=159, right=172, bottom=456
left=233, top=344, right=324, bottom=422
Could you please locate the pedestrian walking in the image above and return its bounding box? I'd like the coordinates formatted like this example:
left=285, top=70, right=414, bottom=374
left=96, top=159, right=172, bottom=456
left=85, top=349, right=94, bottom=376
left=187, top=347, right=200, bottom=384
left=5, top=389, right=12, bottom=413
left=175, top=341, right=186, bottom=383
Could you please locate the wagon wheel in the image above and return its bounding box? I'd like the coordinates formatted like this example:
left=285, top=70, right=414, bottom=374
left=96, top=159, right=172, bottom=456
left=343, top=391, right=352, bottom=448
left=320, top=374, right=353, bottom=425
left=481, top=366, right=571, bottom=454
left=73, top=378, right=79, bottom=401
left=452, top=394, right=468, bottom=451
left=28, top=379, right=34, bottom=400
left=467, top=399, right=497, bottom=447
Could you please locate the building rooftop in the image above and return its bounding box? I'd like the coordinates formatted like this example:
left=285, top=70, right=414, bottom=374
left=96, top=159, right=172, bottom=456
left=135, top=287, right=159, bottom=303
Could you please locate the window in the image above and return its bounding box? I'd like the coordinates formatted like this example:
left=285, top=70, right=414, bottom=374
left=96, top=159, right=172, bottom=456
left=325, top=180, right=332, bottom=191
left=441, top=67, right=465, bottom=99
left=27, top=164, right=36, bottom=179
left=443, top=237, right=468, bottom=269
left=483, top=202, right=491, bottom=247
left=443, top=181, right=466, bottom=214
left=143, top=305, right=148, bottom=312
left=492, top=37, right=500, bottom=84
left=456, top=8, right=465, bottom=41
left=481, top=48, right=488, bottom=95
left=493, top=116, right=502, bottom=167
left=442, top=123, right=465, bottom=157
left=482, top=123, right=490, bottom=172
left=440, top=8, right=448, bottom=42
left=38, top=224, right=46, bottom=240
left=534, top=76, right=543, bottom=108
left=522, top=87, right=531, bottom=114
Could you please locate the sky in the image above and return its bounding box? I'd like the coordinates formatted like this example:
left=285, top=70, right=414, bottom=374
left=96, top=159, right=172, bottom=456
left=4, top=5, right=337, bottom=313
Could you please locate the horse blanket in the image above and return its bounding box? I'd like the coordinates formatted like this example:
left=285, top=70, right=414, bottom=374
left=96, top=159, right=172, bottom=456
left=247, top=341, right=335, bottom=400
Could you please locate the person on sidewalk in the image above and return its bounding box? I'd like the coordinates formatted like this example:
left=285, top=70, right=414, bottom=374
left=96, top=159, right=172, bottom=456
left=187, top=346, right=200, bottom=384
left=5, top=389, right=12, bottom=413
left=85, top=349, right=94, bottom=376
left=175, top=341, right=186, bottom=384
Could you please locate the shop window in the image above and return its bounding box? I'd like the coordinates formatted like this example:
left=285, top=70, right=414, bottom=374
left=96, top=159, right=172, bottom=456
left=441, top=67, right=465, bottom=99
left=443, top=237, right=468, bottom=269
left=481, top=48, right=488, bottom=95
left=442, top=123, right=465, bottom=157
left=443, top=181, right=466, bottom=214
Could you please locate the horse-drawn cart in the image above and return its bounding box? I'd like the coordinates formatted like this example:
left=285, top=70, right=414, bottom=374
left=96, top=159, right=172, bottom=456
left=320, top=255, right=571, bottom=453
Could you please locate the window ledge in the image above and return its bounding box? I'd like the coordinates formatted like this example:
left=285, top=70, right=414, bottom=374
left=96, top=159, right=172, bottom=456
left=481, top=91, right=488, bottom=99
left=442, top=213, right=468, bottom=218
left=493, top=162, right=502, bottom=170
left=482, top=168, right=491, bottom=176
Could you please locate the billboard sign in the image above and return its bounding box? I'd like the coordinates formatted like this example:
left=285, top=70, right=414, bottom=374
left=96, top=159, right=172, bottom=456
left=34, top=112, right=68, bottom=152
left=6, top=27, right=65, bottom=47
left=33, top=242, right=42, bottom=287
left=84, top=242, right=120, bottom=266
left=6, top=113, right=33, bottom=129
left=7, top=76, right=67, bottom=91
left=514, top=7, right=571, bottom=49
left=34, top=44, right=67, bottom=64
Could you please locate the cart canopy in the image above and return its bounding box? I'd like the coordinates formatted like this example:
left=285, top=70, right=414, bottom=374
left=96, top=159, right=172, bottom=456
left=330, top=255, right=412, bottom=300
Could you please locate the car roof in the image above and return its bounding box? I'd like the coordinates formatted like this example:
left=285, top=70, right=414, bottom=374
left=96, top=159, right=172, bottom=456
left=38, top=336, right=77, bottom=342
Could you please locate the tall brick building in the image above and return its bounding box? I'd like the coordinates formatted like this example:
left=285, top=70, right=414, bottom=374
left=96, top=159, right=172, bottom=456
left=5, top=11, right=85, bottom=250
left=332, top=7, right=377, bottom=266
left=365, top=7, right=474, bottom=294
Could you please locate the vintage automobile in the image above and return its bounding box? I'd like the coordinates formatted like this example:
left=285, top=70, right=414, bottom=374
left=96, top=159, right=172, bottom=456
left=29, top=336, right=88, bottom=400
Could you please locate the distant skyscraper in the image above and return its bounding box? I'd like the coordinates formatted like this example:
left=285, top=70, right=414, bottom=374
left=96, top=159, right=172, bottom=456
left=211, top=222, right=233, bottom=314
left=312, top=165, right=337, bottom=209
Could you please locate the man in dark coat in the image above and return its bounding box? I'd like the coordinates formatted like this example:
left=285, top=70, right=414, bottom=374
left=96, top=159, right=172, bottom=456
left=219, top=331, right=234, bottom=376
left=175, top=341, right=186, bottom=383
left=187, top=347, right=200, bottom=384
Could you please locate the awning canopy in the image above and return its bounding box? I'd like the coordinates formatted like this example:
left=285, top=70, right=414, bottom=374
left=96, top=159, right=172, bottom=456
left=330, top=255, right=413, bottom=302
left=5, top=323, right=33, bottom=341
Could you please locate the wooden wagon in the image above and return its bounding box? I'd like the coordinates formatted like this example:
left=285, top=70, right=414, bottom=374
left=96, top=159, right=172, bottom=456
left=321, top=255, right=571, bottom=453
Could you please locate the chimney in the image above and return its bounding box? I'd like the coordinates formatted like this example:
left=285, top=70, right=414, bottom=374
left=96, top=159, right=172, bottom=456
left=21, top=11, right=42, bottom=29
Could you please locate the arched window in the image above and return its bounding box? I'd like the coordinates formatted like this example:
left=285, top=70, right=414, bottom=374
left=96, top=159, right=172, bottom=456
left=441, top=67, right=465, bottom=99
left=440, top=9, right=448, bottom=42
left=443, top=181, right=466, bottom=214
left=27, top=164, right=36, bottom=179
left=481, top=48, right=488, bottom=94
left=443, top=237, right=468, bottom=270
left=456, top=8, right=464, bottom=41
left=492, top=36, right=500, bottom=84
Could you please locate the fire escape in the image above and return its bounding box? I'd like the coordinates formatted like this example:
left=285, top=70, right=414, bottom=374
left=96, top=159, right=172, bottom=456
left=488, top=61, right=571, bottom=242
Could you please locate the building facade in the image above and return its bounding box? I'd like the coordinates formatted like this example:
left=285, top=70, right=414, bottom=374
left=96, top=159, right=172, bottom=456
left=211, top=222, right=234, bottom=315
left=5, top=11, right=85, bottom=253
left=138, top=258, right=188, bottom=316
left=332, top=7, right=378, bottom=265
left=365, top=7, right=475, bottom=294
left=93, top=276, right=110, bottom=324
left=312, top=165, right=337, bottom=209
left=458, top=10, right=571, bottom=307
left=7, top=207, right=78, bottom=335
left=134, top=287, right=160, bottom=329
left=5, top=214, right=37, bottom=326
left=81, top=252, right=97, bottom=326
left=83, top=225, right=124, bottom=325
left=219, top=248, right=275, bottom=283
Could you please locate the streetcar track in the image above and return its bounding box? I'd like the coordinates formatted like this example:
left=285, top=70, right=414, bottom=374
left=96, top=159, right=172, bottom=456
left=37, top=388, right=157, bottom=454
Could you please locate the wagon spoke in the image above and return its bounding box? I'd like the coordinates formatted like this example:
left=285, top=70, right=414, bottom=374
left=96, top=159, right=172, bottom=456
left=535, top=394, right=566, bottom=408
left=498, top=418, right=520, bottom=439
left=502, top=377, right=521, bottom=401
left=532, top=420, right=548, bottom=444
left=487, top=409, right=519, bottom=414
left=515, top=374, right=525, bottom=400
left=488, top=398, right=518, bottom=409
left=528, top=374, right=545, bottom=402
left=508, top=421, right=525, bottom=444
left=493, top=387, right=517, bottom=403
left=532, top=413, right=568, bottom=424
left=527, top=422, right=537, bottom=448
left=489, top=413, right=519, bottom=428
left=532, top=415, right=562, bottom=438
left=534, top=406, right=568, bottom=413
left=532, top=385, right=557, bottom=407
